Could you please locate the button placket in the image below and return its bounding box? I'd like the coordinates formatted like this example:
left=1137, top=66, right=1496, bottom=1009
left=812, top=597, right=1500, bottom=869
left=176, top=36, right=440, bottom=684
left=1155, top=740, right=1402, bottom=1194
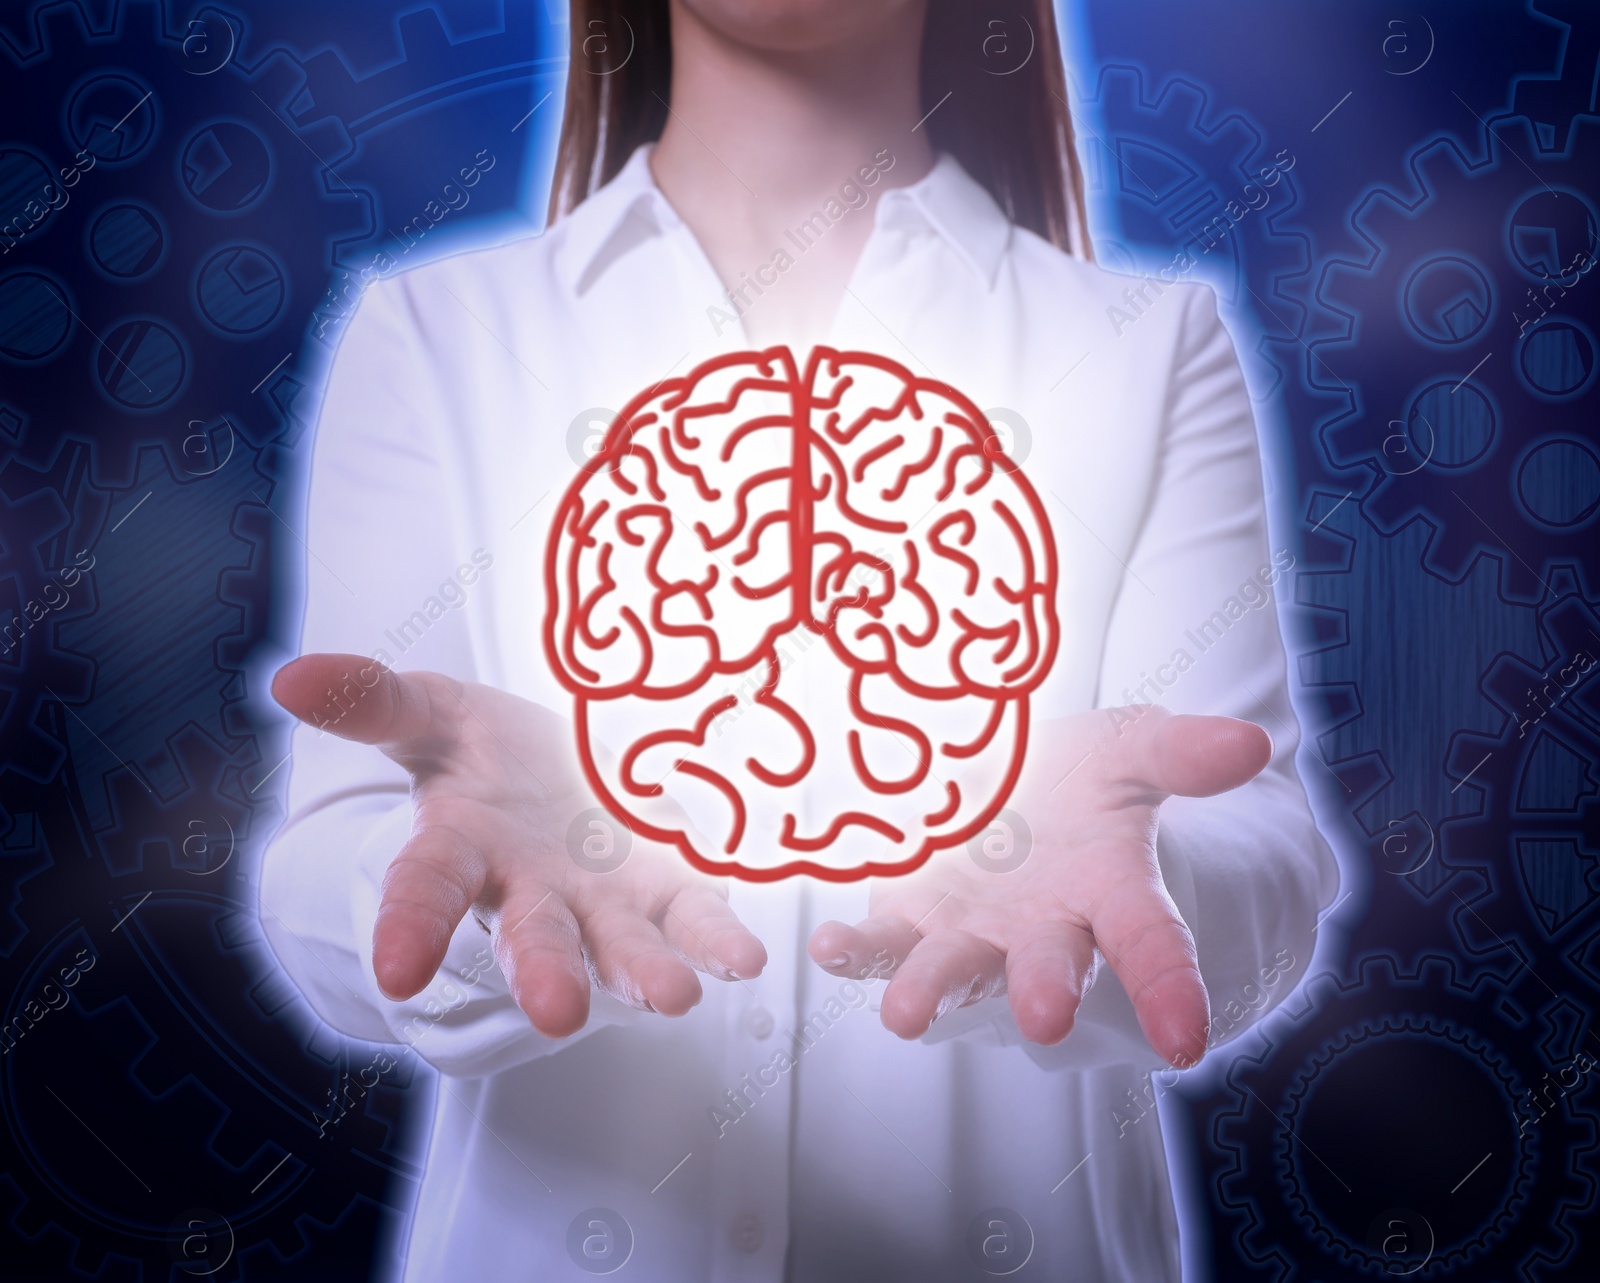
left=704, top=881, right=802, bottom=1281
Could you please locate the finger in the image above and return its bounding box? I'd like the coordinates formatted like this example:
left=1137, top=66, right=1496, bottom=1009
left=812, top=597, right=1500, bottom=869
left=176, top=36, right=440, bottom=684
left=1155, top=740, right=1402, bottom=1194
left=1004, top=919, right=1098, bottom=1046
left=372, top=824, right=488, bottom=1000
left=879, top=929, right=1007, bottom=1040
left=272, top=653, right=456, bottom=752
left=1087, top=872, right=1210, bottom=1068
left=1109, top=709, right=1272, bottom=800
left=808, top=916, right=921, bottom=980
left=493, top=882, right=591, bottom=1039
left=653, top=886, right=767, bottom=981
left=581, top=904, right=705, bottom=1016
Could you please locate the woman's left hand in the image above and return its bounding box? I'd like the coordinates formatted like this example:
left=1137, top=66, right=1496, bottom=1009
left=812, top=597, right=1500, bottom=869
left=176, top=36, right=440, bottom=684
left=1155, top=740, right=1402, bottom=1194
left=806, top=706, right=1271, bottom=1067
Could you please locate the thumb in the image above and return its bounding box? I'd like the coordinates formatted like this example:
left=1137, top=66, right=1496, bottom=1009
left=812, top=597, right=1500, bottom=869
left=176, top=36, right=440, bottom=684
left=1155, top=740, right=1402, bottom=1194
left=1112, top=709, right=1273, bottom=799
left=271, top=652, right=445, bottom=748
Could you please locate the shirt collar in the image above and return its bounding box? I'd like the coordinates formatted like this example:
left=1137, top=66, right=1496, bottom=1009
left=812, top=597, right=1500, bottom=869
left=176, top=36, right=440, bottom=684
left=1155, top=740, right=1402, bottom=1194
left=551, top=145, right=670, bottom=296
left=552, top=144, right=1013, bottom=296
left=879, top=151, right=1013, bottom=289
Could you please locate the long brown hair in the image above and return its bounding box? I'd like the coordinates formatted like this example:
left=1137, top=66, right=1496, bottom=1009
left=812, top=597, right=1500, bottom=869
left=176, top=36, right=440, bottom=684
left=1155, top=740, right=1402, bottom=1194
left=547, top=0, right=1094, bottom=259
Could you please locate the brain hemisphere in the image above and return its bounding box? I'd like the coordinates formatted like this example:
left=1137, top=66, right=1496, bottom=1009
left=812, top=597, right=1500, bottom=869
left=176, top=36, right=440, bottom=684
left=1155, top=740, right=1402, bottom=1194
left=807, top=354, right=1056, bottom=698
left=549, top=350, right=799, bottom=695
left=544, top=347, right=1060, bottom=880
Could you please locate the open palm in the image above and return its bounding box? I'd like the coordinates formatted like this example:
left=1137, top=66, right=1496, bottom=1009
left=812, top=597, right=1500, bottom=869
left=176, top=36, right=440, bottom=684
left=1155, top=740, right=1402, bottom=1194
left=274, top=654, right=766, bottom=1038
left=808, top=706, right=1271, bottom=1067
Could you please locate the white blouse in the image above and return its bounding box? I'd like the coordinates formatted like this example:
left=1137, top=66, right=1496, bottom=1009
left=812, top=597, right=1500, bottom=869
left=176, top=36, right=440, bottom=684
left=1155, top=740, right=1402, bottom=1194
left=261, top=144, right=1337, bottom=1283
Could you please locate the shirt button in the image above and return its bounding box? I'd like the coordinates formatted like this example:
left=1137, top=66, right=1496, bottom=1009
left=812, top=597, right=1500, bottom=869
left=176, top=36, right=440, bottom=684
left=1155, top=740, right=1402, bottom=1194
left=729, top=1212, right=764, bottom=1254
left=743, top=1006, right=775, bottom=1040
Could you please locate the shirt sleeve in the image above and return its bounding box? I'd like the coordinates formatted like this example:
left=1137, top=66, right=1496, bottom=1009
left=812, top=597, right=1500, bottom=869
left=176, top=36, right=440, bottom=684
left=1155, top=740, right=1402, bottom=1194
left=922, top=283, right=1339, bottom=1069
left=258, top=276, right=637, bottom=1078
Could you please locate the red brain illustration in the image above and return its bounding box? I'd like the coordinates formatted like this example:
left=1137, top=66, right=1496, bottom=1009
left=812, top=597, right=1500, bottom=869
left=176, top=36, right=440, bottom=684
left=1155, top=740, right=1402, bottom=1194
left=543, top=347, right=1059, bottom=880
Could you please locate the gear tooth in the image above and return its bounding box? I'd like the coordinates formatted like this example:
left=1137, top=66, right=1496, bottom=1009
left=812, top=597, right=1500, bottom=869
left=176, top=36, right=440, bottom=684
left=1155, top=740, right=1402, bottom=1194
left=1300, top=114, right=1600, bottom=602
left=1539, top=593, right=1600, bottom=656
left=396, top=6, right=452, bottom=56
left=1362, top=472, right=1426, bottom=534
left=33, top=1, right=94, bottom=55
left=251, top=45, right=315, bottom=107
left=1510, top=0, right=1600, bottom=153
left=290, top=47, right=357, bottom=124
left=1343, top=189, right=1415, bottom=268
left=67, top=1239, right=113, bottom=1277
left=1305, top=488, right=1363, bottom=544
left=1487, top=112, right=1545, bottom=161
left=1317, top=404, right=1378, bottom=470
left=1159, top=78, right=1209, bottom=131
left=1212, top=114, right=1264, bottom=168
left=1417, top=520, right=1490, bottom=585
left=1545, top=564, right=1584, bottom=597
left=1445, top=728, right=1502, bottom=793
left=1403, top=133, right=1471, bottom=204
left=1214, top=952, right=1589, bottom=1275
left=1092, top=62, right=1147, bottom=110
left=268, top=1220, right=312, bottom=1259
left=1480, top=650, right=1545, bottom=718
left=9, top=1195, right=51, bottom=1241
left=250, top=51, right=357, bottom=168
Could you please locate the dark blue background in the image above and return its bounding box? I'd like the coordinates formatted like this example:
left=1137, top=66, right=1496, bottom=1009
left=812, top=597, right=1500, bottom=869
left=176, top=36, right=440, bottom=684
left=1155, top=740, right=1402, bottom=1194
left=1, top=2, right=1595, bottom=1278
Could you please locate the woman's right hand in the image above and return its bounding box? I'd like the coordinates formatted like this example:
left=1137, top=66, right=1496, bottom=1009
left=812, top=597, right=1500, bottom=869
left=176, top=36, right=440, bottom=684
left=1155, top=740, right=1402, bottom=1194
left=272, top=654, right=766, bottom=1038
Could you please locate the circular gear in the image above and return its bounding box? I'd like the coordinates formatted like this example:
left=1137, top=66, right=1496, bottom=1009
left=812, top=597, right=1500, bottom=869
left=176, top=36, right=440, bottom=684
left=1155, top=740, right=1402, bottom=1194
left=1307, top=114, right=1600, bottom=602
left=0, top=729, right=419, bottom=1279
left=1444, top=582, right=1600, bottom=947
left=1215, top=955, right=1598, bottom=1279
left=0, top=0, right=371, bottom=488
left=1074, top=62, right=1309, bottom=401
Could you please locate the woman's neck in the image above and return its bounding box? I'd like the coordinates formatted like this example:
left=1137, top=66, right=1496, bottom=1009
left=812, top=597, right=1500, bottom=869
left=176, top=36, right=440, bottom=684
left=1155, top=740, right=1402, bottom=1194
left=650, top=0, right=935, bottom=347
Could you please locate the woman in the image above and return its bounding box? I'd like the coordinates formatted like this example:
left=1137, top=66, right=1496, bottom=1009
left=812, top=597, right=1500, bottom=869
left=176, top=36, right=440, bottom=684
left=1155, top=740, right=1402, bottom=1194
left=263, top=1, right=1337, bottom=1278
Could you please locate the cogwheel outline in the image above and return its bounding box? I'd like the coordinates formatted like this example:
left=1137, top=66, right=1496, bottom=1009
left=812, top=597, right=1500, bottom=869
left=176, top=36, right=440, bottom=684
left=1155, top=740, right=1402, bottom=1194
left=0, top=437, right=99, bottom=784
left=1072, top=61, right=1311, bottom=402
left=1214, top=953, right=1599, bottom=1281
left=1294, top=486, right=1542, bottom=871
left=0, top=729, right=423, bottom=1278
left=1277, top=1013, right=1534, bottom=1275
left=1508, top=0, right=1600, bottom=155
left=1298, top=113, right=1600, bottom=604
left=0, top=0, right=373, bottom=489
left=284, top=3, right=561, bottom=154
left=53, top=439, right=275, bottom=833
left=274, top=2, right=562, bottom=358
left=1443, top=575, right=1600, bottom=953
